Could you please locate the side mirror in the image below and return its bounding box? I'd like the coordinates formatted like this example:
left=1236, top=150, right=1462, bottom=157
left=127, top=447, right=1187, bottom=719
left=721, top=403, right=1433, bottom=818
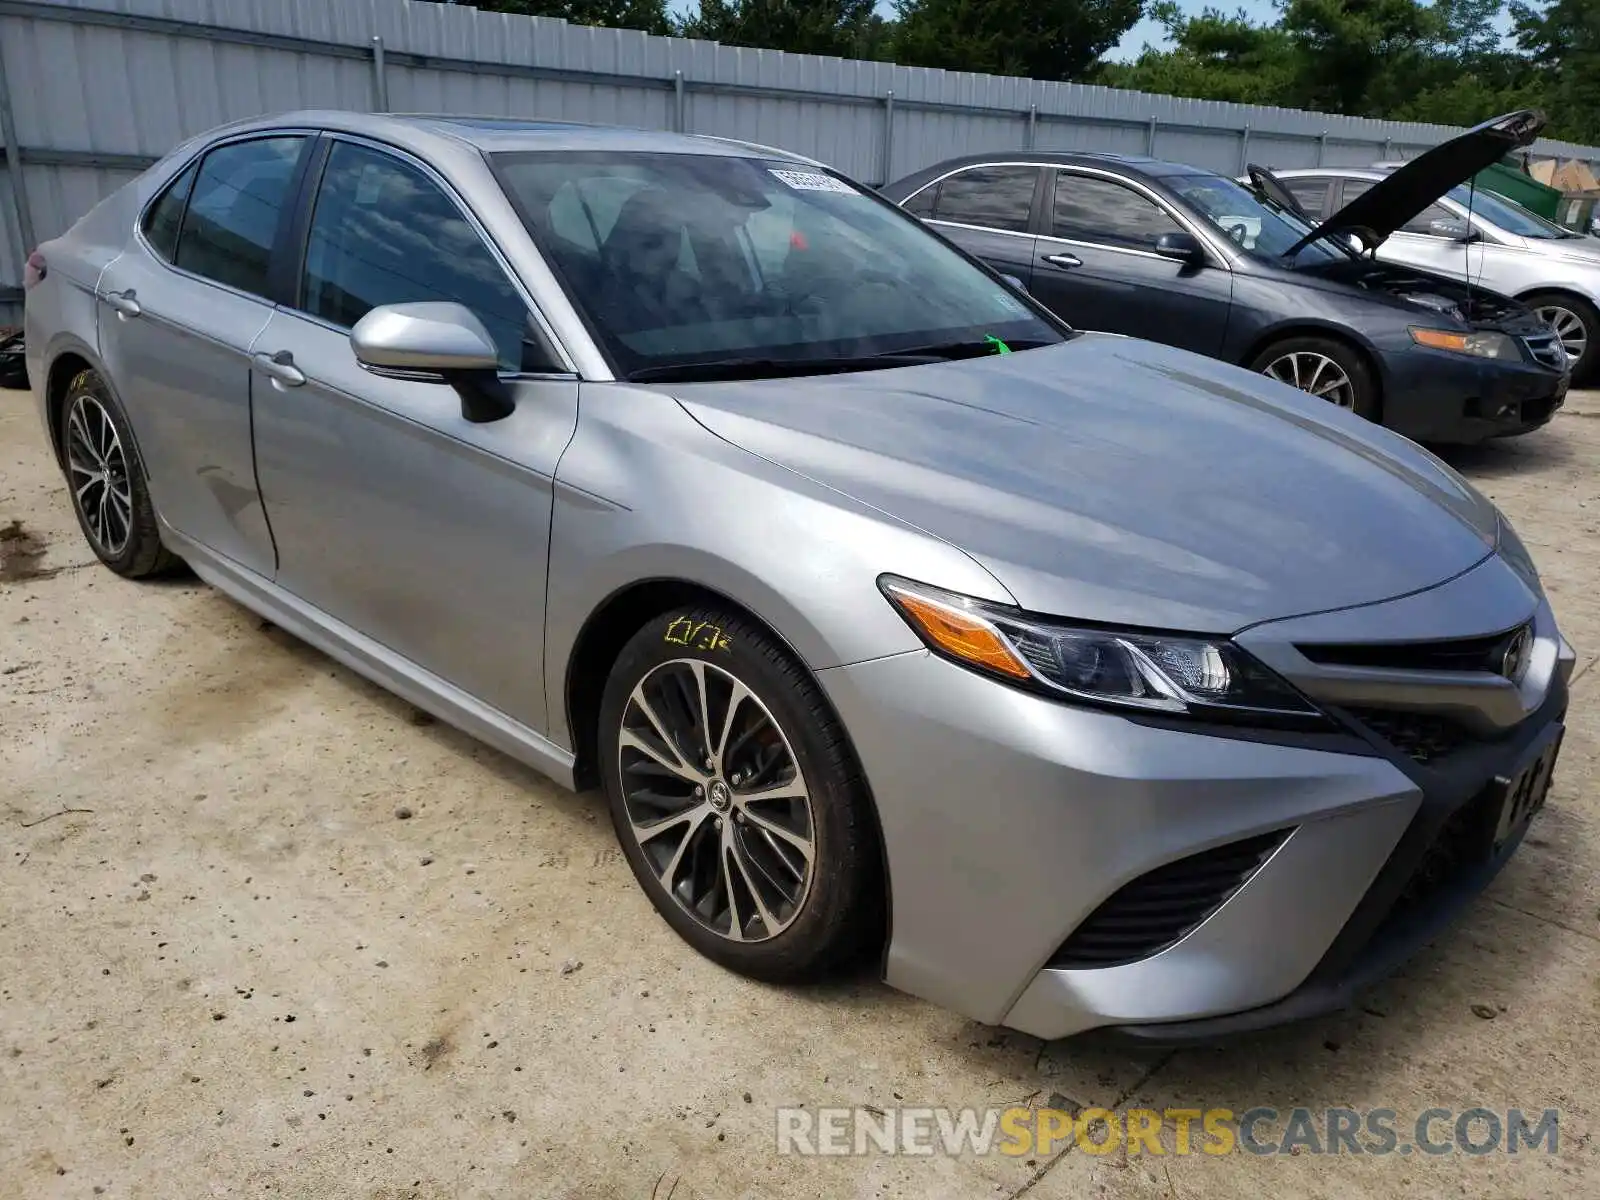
left=1154, top=230, right=1207, bottom=266
left=351, top=302, right=513, bottom=423
left=999, top=272, right=1029, bottom=294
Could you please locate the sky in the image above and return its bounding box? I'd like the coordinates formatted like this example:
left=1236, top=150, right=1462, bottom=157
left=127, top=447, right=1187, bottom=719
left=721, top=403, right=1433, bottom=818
left=663, top=0, right=1281, bottom=62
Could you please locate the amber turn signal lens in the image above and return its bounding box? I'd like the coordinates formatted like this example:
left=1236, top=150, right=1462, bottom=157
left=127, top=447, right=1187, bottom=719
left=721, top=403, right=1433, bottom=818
left=1409, top=328, right=1469, bottom=352
left=883, top=583, right=1031, bottom=679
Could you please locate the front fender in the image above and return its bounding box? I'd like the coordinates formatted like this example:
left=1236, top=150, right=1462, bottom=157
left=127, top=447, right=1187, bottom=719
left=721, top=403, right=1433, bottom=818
left=541, top=383, right=1013, bottom=753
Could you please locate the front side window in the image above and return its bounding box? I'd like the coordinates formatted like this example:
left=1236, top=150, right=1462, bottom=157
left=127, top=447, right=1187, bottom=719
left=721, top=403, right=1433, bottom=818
left=142, top=162, right=198, bottom=262
left=494, top=152, right=1063, bottom=380
left=175, top=137, right=305, bottom=297
left=1171, top=172, right=1348, bottom=261
left=930, top=166, right=1038, bottom=233
left=301, top=142, right=541, bottom=372
left=1282, top=179, right=1329, bottom=220
left=1052, top=174, right=1182, bottom=250
left=1399, top=203, right=1462, bottom=237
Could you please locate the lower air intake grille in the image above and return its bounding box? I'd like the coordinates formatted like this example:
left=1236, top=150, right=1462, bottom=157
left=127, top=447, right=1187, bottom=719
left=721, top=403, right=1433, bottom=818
left=1048, top=830, right=1290, bottom=969
left=1347, top=708, right=1474, bottom=765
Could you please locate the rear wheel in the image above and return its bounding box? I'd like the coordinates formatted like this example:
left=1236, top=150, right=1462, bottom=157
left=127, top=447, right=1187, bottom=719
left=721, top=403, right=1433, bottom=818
left=1525, top=291, right=1598, bottom=384
left=1249, top=335, right=1379, bottom=422
left=598, top=606, right=879, bottom=982
left=59, top=368, right=176, bottom=578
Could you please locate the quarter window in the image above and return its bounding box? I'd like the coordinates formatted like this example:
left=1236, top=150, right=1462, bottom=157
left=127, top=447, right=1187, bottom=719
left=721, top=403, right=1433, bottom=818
left=141, top=162, right=198, bottom=263
left=931, top=166, right=1039, bottom=233
left=174, top=137, right=305, bottom=298
left=301, top=141, right=540, bottom=372
left=1052, top=174, right=1182, bottom=250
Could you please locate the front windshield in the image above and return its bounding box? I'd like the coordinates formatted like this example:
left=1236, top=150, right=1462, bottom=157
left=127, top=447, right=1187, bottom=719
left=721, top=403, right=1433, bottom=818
left=493, top=152, right=1063, bottom=379
left=1166, top=173, right=1347, bottom=262
left=1443, top=185, right=1580, bottom=239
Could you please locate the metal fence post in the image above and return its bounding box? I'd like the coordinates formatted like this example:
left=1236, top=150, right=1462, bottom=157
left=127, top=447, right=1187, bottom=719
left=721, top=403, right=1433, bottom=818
left=1026, top=103, right=1037, bottom=150
left=880, top=91, right=894, bottom=186
left=0, top=35, right=36, bottom=265
left=370, top=36, right=389, bottom=113
left=1382, top=137, right=1392, bottom=161
left=674, top=70, right=686, bottom=133
left=1317, top=130, right=1328, bottom=166
left=1238, top=123, right=1251, bottom=172
left=1146, top=116, right=1158, bottom=155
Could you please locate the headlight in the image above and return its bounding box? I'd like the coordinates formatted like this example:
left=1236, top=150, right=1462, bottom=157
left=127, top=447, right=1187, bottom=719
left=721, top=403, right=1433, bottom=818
left=880, top=577, right=1324, bottom=723
left=1409, top=328, right=1520, bottom=359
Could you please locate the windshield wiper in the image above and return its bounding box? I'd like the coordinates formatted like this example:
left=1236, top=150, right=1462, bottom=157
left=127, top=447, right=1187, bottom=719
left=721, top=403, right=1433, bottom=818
left=626, top=340, right=1051, bottom=384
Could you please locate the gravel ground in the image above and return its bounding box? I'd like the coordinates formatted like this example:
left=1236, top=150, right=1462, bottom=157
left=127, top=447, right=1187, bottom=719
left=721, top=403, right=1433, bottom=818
left=2, top=384, right=1597, bottom=1199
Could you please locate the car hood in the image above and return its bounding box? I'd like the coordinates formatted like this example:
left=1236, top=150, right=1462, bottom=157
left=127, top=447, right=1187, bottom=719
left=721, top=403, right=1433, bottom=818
left=672, top=335, right=1500, bottom=632
left=1283, top=109, right=1546, bottom=254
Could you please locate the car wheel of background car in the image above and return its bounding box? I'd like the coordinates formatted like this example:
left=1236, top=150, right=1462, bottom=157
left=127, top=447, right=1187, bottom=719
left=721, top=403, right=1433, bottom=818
left=598, top=605, right=880, bottom=983
left=59, top=368, right=177, bottom=578
left=0, top=329, right=28, bottom=390
left=1250, top=336, right=1378, bottom=421
left=1525, top=290, right=1597, bottom=383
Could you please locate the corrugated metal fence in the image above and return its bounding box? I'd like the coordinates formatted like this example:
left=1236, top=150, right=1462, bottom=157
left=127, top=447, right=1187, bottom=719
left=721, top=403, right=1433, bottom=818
left=3, top=0, right=1599, bottom=319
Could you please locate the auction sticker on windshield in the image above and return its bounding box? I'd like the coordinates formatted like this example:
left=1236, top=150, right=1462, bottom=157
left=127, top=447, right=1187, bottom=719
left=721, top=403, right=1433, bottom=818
left=770, top=169, right=857, bottom=194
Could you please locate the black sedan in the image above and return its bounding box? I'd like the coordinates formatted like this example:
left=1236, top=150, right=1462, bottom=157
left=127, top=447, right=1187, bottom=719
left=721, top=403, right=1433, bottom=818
left=883, top=139, right=1568, bottom=443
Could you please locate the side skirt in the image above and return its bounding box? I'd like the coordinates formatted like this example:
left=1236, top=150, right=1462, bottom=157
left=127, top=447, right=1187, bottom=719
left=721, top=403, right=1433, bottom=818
left=162, top=523, right=579, bottom=791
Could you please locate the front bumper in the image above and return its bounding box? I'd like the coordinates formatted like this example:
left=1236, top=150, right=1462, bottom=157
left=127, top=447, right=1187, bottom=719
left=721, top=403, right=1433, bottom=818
left=1380, top=346, right=1567, bottom=444
left=820, top=556, right=1572, bottom=1040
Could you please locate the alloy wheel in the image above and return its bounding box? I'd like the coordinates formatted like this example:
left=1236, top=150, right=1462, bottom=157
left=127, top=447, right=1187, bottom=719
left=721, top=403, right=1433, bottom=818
left=1261, top=351, right=1355, bottom=408
left=66, top=393, right=133, bottom=557
left=616, top=658, right=815, bottom=943
left=1532, top=304, right=1587, bottom=366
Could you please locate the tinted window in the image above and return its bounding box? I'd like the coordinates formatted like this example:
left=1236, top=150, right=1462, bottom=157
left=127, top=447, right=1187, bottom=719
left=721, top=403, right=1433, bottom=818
left=1341, top=179, right=1373, bottom=204
left=302, top=142, right=537, bottom=371
left=1282, top=179, right=1329, bottom=219
left=1169, top=173, right=1348, bottom=262
left=932, top=166, right=1038, bottom=233
left=142, top=163, right=197, bottom=262
left=495, top=152, right=1061, bottom=379
left=902, top=184, right=936, bottom=218
left=175, top=137, right=304, bottom=297
left=1052, top=174, right=1181, bottom=250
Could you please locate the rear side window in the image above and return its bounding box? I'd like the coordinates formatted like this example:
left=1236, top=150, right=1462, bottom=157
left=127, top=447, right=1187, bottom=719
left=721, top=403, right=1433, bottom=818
left=141, top=163, right=198, bottom=262
left=931, top=166, right=1038, bottom=233
left=300, top=141, right=538, bottom=372
left=175, top=137, right=305, bottom=298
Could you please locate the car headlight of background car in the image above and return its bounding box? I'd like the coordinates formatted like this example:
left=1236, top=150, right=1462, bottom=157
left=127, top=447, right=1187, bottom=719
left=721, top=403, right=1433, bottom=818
left=880, top=577, right=1323, bottom=724
left=1409, top=328, right=1521, bottom=360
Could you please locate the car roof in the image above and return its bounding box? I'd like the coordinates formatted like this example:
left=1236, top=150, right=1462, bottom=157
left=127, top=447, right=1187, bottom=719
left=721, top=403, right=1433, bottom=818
left=1269, top=167, right=1390, bottom=179
left=199, top=109, right=819, bottom=164
left=883, top=149, right=1215, bottom=198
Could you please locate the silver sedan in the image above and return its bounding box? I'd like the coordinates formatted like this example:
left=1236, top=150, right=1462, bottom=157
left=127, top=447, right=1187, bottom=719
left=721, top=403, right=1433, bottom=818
left=23, top=113, right=1576, bottom=1040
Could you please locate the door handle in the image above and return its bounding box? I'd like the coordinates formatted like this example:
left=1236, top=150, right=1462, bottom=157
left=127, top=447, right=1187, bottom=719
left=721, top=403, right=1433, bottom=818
left=101, top=289, right=141, bottom=318
left=1042, top=252, right=1083, bottom=270
left=253, top=350, right=306, bottom=388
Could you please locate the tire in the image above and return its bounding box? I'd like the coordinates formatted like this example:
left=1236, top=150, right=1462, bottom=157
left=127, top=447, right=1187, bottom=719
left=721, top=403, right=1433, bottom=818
left=598, top=605, right=880, bottom=982
left=1249, top=335, right=1379, bottom=422
left=1524, top=290, right=1599, bottom=385
left=58, top=368, right=177, bottom=578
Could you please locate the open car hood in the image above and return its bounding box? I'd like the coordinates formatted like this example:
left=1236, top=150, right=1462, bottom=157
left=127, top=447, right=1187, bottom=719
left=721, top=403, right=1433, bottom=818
left=1282, top=109, right=1546, bottom=256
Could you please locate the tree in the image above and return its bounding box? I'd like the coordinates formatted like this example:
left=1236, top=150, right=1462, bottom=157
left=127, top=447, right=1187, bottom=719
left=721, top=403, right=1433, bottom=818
left=892, top=0, right=1147, bottom=81
left=1511, top=0, right=1600, bottom=143
left=677, top=0, right=893, bottom=60
left=1098, top=4, right=1296, bottom=104
left=457, top=0, right=672, bottom=36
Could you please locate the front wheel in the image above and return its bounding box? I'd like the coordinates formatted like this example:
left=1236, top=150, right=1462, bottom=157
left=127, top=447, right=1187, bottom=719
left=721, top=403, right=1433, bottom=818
left=598, top=607, right=880, bottom=982
left=1249, top=336, right=1379, bottom=422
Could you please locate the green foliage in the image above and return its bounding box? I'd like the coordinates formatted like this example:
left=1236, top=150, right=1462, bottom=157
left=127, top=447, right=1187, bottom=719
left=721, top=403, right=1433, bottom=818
left=677, top=1, right=893, bottom=59
left=461, top=0, right=673, bottom=35
left=1512, top=0, right=1600, bottom=143
left=890, top=0, right=1147, bottom=80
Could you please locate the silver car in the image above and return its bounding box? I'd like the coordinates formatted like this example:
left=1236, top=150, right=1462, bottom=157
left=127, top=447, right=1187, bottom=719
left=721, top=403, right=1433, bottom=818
left=23, top=112, right=1576, bottom=1041
left=1271, top=165, right=1600, bottom=379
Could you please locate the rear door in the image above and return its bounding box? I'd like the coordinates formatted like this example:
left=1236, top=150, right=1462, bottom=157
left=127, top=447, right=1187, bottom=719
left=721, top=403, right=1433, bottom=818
left=1030, top=168, right=1232, bottom=356
left=248, top=136, right=578, bottom=731
left=912, top=164, right=1042, bottom=286
left=95, top=134, right=312, bottom=575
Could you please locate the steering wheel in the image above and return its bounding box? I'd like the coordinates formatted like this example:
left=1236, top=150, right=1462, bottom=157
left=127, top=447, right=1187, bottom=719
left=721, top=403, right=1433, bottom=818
left=1227, top=222, right=1248, bottom=245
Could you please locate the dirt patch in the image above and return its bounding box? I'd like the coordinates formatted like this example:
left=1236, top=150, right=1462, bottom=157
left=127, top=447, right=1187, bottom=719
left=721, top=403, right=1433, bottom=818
left=0, top=519, right=60, bottom=584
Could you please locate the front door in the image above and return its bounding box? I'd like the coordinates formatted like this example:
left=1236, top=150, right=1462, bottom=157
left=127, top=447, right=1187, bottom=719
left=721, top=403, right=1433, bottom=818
left=96, top=135, right=311, bottom=574
left=249, top=138, right=578, bottom=731
left=1029, top=169, right=1233, bottom=356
